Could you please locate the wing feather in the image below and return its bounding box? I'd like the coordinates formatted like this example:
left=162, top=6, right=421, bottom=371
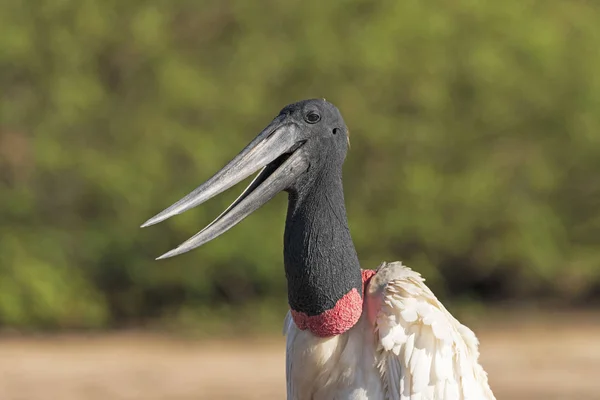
left=366, top=261, right=496, bottom=400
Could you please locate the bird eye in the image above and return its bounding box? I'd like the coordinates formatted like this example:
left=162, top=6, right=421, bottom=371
left=304, top=112, right=321, bottom=124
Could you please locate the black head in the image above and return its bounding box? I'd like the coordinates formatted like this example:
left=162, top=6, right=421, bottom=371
left=141, top=99, right=351, bottom=259
left=276, top=99, right=350, bottom=194
left=281, top=99, right=349, bottom=157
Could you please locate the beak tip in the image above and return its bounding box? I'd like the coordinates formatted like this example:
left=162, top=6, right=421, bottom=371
left=140, top=215, right=163, bottom=228
left=155, top=250, right=176, bottom=260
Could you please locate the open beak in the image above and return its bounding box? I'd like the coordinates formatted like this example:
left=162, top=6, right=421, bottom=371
left=141, top=116, right=308, bottom=260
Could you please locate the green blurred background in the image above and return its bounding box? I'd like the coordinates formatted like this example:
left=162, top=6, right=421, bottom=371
left=1, top=0, right=599, bottom=332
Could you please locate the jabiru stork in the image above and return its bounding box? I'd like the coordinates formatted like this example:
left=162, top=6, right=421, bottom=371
left=141, top=99, right=496, bottom=400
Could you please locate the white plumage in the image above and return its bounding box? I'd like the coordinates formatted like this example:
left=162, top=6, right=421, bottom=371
left=284, top=261, right=496, bottom=400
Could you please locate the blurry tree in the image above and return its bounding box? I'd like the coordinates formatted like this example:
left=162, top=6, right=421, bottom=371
left=0, top=0, right=598, bottom=329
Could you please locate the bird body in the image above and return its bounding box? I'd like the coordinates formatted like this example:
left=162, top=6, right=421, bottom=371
left=142, top=99, right=496, bottom=400
left=285, top=262, right=495, bottom=400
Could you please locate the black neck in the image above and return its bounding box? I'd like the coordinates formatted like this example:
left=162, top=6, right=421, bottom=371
left=283, top=167, right=362, bottom=316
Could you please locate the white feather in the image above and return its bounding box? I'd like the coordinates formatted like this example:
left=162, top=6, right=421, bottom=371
left=366, top=261, right=496, bottom=400
left=283, top=261, right=496, bottom=400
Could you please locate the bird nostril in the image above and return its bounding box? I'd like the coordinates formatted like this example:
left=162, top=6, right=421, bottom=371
left=332, top=128, right=339, bottom=135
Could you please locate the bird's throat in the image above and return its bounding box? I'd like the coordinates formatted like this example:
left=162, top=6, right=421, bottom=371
left=290, top=270, right=376, bottom=337
left=283, top=171, right=364, bottom=337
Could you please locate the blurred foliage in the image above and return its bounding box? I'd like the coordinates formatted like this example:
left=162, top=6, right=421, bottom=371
left=0, top=0, right=599, bottom=329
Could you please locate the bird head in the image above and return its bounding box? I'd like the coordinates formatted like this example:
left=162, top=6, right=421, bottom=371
left=141, top=99, right=350, bottom=259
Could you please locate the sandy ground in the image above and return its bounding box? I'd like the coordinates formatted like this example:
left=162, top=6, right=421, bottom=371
left=1, top=315, right=599, bottom=399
